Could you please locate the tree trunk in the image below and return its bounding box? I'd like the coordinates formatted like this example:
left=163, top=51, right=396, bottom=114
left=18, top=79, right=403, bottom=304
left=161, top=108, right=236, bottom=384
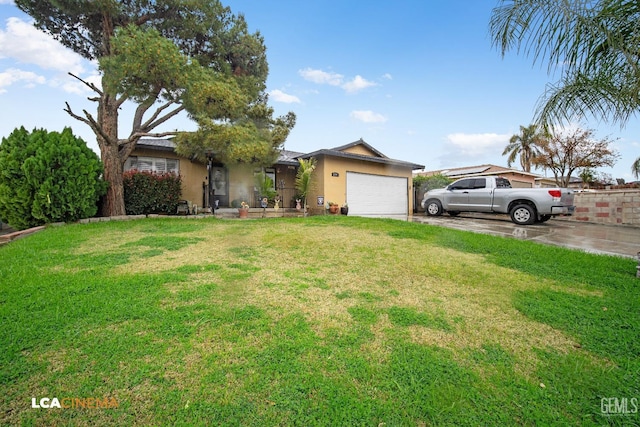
left=101, top=143, right=126, bottom=216
left=98, top=93, right=126, bottom=217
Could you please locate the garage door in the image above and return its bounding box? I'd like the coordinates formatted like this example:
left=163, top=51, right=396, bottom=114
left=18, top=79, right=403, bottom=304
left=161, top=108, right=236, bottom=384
left=346, top=172, right=408, bottom=218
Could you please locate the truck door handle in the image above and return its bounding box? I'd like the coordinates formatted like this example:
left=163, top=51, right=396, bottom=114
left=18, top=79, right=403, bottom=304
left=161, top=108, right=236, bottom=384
left=463, top=191, right=469, bottom=194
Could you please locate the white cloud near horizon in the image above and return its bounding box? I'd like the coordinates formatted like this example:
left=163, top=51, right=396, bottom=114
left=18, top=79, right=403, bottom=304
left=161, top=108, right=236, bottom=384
left=269, top=89, right=301, bottom=104
left=0, top=17, right=86, bottom=75
left=445, top=132, right=509, bottom=157
left=436, top=132, right=510, bottom=168
left=299, top=67, right=378, bottom=94
left=350, top=110, right=387, bottom=123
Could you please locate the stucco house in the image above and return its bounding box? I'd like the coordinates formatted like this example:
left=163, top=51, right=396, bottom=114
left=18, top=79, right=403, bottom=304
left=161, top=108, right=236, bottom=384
left=126, top=138, right=424, bottom=217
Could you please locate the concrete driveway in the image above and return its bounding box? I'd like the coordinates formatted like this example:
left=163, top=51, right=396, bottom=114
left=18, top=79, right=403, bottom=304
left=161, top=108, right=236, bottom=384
left=413, top=213, right=640, bottom=259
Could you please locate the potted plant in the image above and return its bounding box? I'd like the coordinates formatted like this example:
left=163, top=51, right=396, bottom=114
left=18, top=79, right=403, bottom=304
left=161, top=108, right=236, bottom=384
left=238, top=201, right=250, bottom=218
left=327, top=201, right=339, bottom=214
left=340, top=203, right=349, bottom=215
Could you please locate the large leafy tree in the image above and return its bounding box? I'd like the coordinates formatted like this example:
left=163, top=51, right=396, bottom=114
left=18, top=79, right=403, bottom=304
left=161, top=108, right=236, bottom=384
left=502, top=124, right=544, bottom=172
left=490, top=0, right=638, bottom=176
left=16, top=0, right=295, bottom=216
left=532, top=127, right=619, bottom=187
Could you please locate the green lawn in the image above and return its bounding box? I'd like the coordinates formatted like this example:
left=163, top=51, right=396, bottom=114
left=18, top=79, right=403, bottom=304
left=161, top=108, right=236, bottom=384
left=1, top=216, right=638, bottom=426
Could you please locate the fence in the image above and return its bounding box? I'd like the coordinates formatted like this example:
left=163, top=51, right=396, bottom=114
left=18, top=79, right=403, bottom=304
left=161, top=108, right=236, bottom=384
left=250, top=187, right=299, bottom=209
left=571, top=189, right=640, bottom=226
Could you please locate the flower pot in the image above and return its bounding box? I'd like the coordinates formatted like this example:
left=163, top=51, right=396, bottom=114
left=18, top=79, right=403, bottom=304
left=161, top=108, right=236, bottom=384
left=340, top=206, right=349, bottom=215
left=329, top=204, right=339, bottom=214
left=238, top=208, right=249, bottom=218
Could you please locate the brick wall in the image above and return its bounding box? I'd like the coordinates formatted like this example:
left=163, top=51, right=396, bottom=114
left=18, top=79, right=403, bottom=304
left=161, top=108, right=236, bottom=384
left=571, top=190, right=640, bottom=226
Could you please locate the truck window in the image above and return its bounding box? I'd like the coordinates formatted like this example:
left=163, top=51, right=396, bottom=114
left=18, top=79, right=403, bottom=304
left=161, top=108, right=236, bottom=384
left=496, top=178, right=512, bottom=188
left=473, top=178, right=486, bottom=189
left=450, top=179, right=473, bottom=190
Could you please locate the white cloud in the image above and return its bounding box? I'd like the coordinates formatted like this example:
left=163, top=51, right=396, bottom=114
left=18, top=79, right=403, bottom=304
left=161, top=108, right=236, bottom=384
left=0, top=68, right=45, bottom=93
left=0, top=17, right=86, bottom=75
left=445, top=132, right=508, bottom=157
left=342, top=75, right=377, bottom=94
left=269, top=89, right=301, bottom=104
left=299, top=67, right=378, bottom=93
left=299, top=68, right=343, bottom=86
left=382, top=73, right=393, bottom=80
left=350, top=110, right=387, bottom=123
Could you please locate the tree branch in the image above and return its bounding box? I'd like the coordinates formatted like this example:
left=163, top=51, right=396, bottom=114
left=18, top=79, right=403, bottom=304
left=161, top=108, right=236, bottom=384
left=64, top=102, right=110, bottom=147
left=68, top=72, right=102, bottom=96
left=145, top=105, right=185, bottom=130
left=64, top=102, right=91, bottom=126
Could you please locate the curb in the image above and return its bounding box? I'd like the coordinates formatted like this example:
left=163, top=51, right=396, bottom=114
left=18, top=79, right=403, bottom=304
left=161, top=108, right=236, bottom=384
left=0, top=225, right=46, bottom=246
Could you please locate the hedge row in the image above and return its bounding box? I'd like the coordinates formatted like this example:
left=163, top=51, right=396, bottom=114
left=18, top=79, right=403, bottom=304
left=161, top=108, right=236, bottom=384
left=123, top=170, right=182, bottom=215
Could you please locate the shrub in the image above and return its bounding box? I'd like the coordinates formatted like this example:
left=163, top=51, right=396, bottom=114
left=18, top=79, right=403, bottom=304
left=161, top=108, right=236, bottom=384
left=123, top=170, right=182, bottom=215
left=0, top=127, right=107, bottom=230
left=413, top=173, right=452, bottom=191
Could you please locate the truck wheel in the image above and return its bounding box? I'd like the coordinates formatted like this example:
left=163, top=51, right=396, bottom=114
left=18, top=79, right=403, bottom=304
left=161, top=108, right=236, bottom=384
left=425, top=199, right=443, bottom=216
left=510, top=204, right=536, bottom=225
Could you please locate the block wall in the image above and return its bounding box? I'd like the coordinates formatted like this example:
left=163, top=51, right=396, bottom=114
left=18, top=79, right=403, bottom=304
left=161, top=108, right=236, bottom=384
left=571, top=190, right=640, bottom=226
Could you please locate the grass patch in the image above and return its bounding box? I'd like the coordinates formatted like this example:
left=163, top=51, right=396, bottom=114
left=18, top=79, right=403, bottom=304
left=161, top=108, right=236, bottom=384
left=1, top=216, right=638, bottom=425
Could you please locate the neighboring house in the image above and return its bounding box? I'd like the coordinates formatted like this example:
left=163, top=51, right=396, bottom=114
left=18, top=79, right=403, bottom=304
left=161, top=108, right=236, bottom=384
left=126, top=138, right=424, bottom=217
left=535, top=176, right=584, bottom=189
left=415, top=164, right=540, bottom=188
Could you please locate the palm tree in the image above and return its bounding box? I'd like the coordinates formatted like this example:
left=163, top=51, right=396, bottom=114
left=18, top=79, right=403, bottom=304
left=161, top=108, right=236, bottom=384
left=502, top=124, right=543, bottom=172
left=490, top=0, right=640, bottom=128
left=295, top=157, right=316, bottom=216
left=632, top=156, right=640, bottom=180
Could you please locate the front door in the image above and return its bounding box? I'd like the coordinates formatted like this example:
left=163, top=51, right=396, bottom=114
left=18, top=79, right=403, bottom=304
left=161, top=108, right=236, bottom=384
left=208, top=164, right=228, bottom=208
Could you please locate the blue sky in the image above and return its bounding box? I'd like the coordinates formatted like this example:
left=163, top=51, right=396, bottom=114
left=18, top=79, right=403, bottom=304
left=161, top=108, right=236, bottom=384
left=1, top=0, right=638, bottom=181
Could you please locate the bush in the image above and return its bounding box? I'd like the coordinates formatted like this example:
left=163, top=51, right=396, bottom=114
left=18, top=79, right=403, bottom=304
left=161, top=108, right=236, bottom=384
left=413, top=173, right=452, bottom=191
left=0, top=127, right=107, bottom=230
left=123, top=170, right=182, bottom=215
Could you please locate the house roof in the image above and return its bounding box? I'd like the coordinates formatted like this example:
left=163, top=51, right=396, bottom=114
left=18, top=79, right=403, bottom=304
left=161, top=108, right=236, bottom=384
left=135, top=138, right=305, bottom=165
left=136, top=138, right=176, bottom=152
left=135, top=137, right=424, bottom=170
left=330, top=138, right=388, bottom=158
left=300, top=138, right=424, bottom=170
left=278, top=149, right=306, bottom=165
left=419, top=164, right=541, bottom=178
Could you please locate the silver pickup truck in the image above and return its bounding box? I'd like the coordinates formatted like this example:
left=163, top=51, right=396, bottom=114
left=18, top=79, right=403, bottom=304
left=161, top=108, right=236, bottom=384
left=421, top=176, right=575, bottom=225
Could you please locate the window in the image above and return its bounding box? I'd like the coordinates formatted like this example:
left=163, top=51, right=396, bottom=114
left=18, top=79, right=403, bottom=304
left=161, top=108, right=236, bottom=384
left=450, top=179, right=473, bottom=190
left=125, top=156, right=179, bottom=174
left=472, top=178, right=486, bottom=189
left=496, top=178, right=512, bottom=188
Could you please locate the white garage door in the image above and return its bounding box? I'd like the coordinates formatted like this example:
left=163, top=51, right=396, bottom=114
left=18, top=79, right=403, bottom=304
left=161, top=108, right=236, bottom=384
left=346, top=172, right=408, bottom=218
